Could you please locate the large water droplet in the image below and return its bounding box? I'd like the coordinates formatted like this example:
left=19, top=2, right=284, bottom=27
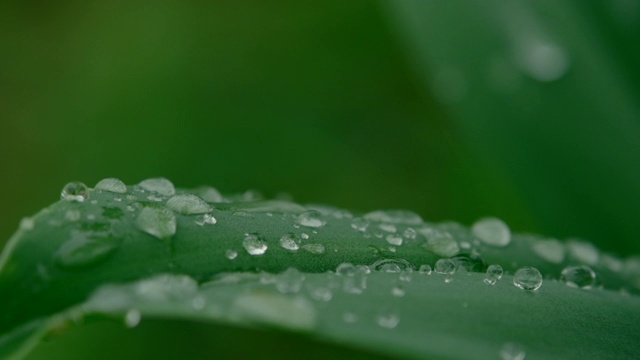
left=531, top=238, right=565, bottom=264
left=138, top=178, right=175, bottom=196
left=61, top=182, right=89, bottom=202
left=376, top=311, right=400, bottom=329
left=364, top=210, right=423, bottom=225
left=350, top=217, right=369, bottom=232
left=55, top=230, right=119, bottom=269
left=296, top=210, right=326, bottom=228
left=499, top=342, right=526, bottom=360
left=419, top=228, right=460, bottom=257
left=434, top=258, right=456, bottom=275
left=484, top=264, right=504, bottom=285
left=279, top=233, right=299, bottom=251
left=95, top=178, right=127, bottom=194
left=166, top=194, right=212, bottom=214
left=135, top=207, right=176, bottom=239
left=451, top=253, right=487, bottom=273
left=471, top=217, right=511, bottom=247
left=418, top=264, right=432, bottom=275
left=566, top=240, right=599, bottom=265
left=513, top=267, right=542, bottom=291
left=561, top=265, right=596, bottom=289
left=243, top=233, right=268, bottom=255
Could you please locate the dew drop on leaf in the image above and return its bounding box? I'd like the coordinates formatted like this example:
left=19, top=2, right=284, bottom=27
left=484, top=264, right=504, bottom=285
left=225, top=249, right=238, bottom=260
left=386, top=234, right=403, bottom=246
left=376, top=311, right=400, bottom=329
left=434, top=258, right=456, bottom=275
left=243, top=233, right=268, bottom=255
left=379, top=223, right=397, bottom=233
left=471, top=217, right=511, bottom=247
left=279, top=233, right=299, bottom=251
left=350, top=217, right=369, bottom=232
left=513, top=267, right=543, bottom=291
left=302, top=243, right=325, bottom=254
left=418, top=264, right=432, bottom=275
left=95, top=178, right=127, bottom=194
left=166, top=194, right=212, bottom=214
left=138, top=178, right=175, bottom=196
left=561, top=265, right=596, bottom=289
left=499, top=342, right=526, bottom=360
left=61, top=182, right=89, bottom=202
left=135, top=207, right=176, bottom=239
left=125, top=309, right=141, bottom=328
left=296, top=210, right=326, bottom=228
left=194, top=213, right=217, bottom=226
left=531, top=238, right=565, bottom=264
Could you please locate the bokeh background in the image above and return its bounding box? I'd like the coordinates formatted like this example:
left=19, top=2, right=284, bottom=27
left=1, top=0, right=639, bottom=358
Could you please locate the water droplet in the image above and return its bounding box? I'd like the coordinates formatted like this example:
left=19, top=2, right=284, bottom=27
left=243, top=233, right=268, bottom=255
left=166, top=194, right=212, bottom=215
left=300, top=233, right=309, bottom=240
left=371, top=258, right=414, bottom=273
left=276, top=268, right=304, bottom=294
left=279, top=233, right=299, bottom=251
left=125, top=309, right=141, bottom=328
left=296, top=210, right=326, bottom=228
left=138, top=178, right=175, bottom=196
left=513, top=267, right=542, bottom=291
left=499, top=342, right=526, bottom=360
left=376, top=311, right=400, bottom=329
left=90, top=200, right=98, bottom=205
left=391, top=285, right=405, bottom=297
left=135, top=207, right=176, bottom=239
left=379, top=223, right=397, bottom=233
left=19, top=217, right=34, bottom=231
left=302, top=243, right=325, bottom=254
left=484, top=264, right=504, bottom=285
left=55, top=231, right=119, bottom=269
left=230, top=293, right=316, bottom=331
left=385, top=234, right=403, bottom=246
left=561, top=265, right=596, bottom=289
left=194, top=213, right=217, bottom=226
left=65, top=209, right=82, bottom=222
left=95, top=178, right=127, bottom=194
left=419, top=228, right=460, bottom=257
left=531, top=238, right=565, bottom=264
left=225, top=249, right=238, bottom=260
left=403, top=227, right=417, bottom=239
left=418, top=264, right=432, bottom=275
left=342, top=312, right=358, bottom=324
left=566, top=240, right=599, bottom=265
left=193, top=186, right=224, bottom=202
left=435, top=258, right=456, bottom=275
left=399, top=269, right=413, bottom=282
left=336, top=263, right=356, bottom=275
left=309, top=287, right=333, bottom=302
left=471, top=217, right=511, bottom=247
left=451, top=253, right=487, bottom=273
left=61, top=182, right=89, bottom=202
left=364, top=210, right=423, bottom=225
left=350, top=217, right=369, bottom=232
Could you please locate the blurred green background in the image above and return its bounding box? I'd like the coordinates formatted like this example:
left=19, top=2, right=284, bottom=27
left=2, top=0, right=640, bottom=358
left=2, top=0, right=640, bottom=257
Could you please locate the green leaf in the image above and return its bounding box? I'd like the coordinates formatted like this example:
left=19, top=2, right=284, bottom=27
left=1, top=179, right=639, bottom=359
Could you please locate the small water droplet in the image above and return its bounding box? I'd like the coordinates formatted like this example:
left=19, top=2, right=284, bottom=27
left=19, top=217, right=34, bottom=231
left=403, top=227, right=417, bottom=239
left=376, top=311, right=400, bottom=329
left=499, top=342, right=526, bottom=360
left=226, top=249, right=238, bottom=260
left=342, top=312, right=358, bottom=324
left=350, top=217, right=369, bottom=232
left=135, top=207, right=176, bottom=239
left=138, top=178, right=175, bottom=196
left=194, top=213, right=217, bottom=226
left=386, top=234, right=403, bottom=246
left=166, top=194, right=212, bottom=214
left=471, top=217, right=511, bottom=247
left=243, top=233, right=268, bottom=255
left=300, top=233, right=309, bottom=240
left=451, top=253, right=487, bottom=273
left=61, top=182, right=89, bottom=202
left=531, top=238, right=565, bottom=264
left=391, top=285, right=405, bottom=297
left=125, top=309, right=141, bottom=328
left=309, top=287, right=333, bottom=302
left=418, top=264, right=432, bottom=275
left=193, top=186, right=224, bottom=202
left=513, top=267, right=542, bottom=291
left=276, top=268, right=304, bottom=294
left=296, top=210, right=326, bottom=228
left=484, top=264, right=504, bottom=285
left=279, top=233, right=299, bottom=251
left=95, top=178, right=127, bottom=194
left=379, top=223, right=397, bottom=233
left=302, top=243, right=325, bottom=254
left=561, top=265, right=596, bottom=289
left=434, top=258, right=456, bottom=275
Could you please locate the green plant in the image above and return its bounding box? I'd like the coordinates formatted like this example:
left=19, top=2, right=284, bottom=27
left=1, top=179, right=638, bottom=359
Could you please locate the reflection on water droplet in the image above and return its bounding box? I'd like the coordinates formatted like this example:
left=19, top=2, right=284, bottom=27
left=279, top=233, right=299, bottom=251
left=125, top=309, right=141, bottom=328
left=135, top=208, right=176, bottom=239
left=513, top=267, right=542, bottom=291
left=472, top=217, right=511, bottom=247
left=226, top=249, right=238, bottom=260
left=484, top=264, right=504, bottom=285
left=138, top=178, right=175, bottom=196
left=376, top=311, right=400, bottom=329
left=561, top=265, right=596, bottom=289
left=531, top=238, right=565, bottom=264
left=95, top=178, right=127, bottom=194
left=500, top=342, right=526, bottom=360
left=166, top=194, right=212, bottom=214
left=243, top=233, right=268, bottom=255
left=61, top=182, right=89, bottom=202
left=350, top=218, right=369, bottom=232
left=297, top=210, right=326, bottom=228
